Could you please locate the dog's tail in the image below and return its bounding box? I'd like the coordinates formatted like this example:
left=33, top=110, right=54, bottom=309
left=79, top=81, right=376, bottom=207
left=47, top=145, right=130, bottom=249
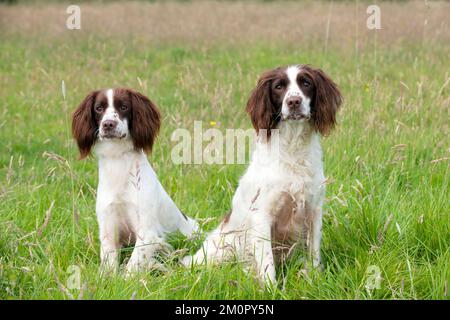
left=178, top=211, right=200, bottom=237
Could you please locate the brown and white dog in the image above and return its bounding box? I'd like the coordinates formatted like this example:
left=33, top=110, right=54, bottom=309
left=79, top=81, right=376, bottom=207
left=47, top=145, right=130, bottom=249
left=182, top=65, right=342, bottom=285
left=72, top=88, right=198, bottom=274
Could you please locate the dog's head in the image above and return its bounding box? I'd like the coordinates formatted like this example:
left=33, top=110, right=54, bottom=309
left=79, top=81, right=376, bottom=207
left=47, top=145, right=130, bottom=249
left=72, top=88, right=161, bottom=158
left=246, top=65, right=342, bottom=139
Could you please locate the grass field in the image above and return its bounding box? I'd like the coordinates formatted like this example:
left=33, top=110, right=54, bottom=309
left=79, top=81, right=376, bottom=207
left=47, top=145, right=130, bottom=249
left=0, top=1, right=449, bottom=299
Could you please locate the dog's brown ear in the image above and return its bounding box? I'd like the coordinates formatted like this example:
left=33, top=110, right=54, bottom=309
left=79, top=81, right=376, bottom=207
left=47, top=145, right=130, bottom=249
left=246, top=69, right=280, bottom=140
left=72, top=91, right=99, bottom=159
left=307, top=66, right=343, bottom=135
left=128, top=89, right=161, bottom=154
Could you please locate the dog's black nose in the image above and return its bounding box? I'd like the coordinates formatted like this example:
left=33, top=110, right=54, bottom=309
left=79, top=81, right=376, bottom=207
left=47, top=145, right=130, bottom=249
left=286, top=96, right=302, bottom=108
left=102, top=120, right=117, bottom=131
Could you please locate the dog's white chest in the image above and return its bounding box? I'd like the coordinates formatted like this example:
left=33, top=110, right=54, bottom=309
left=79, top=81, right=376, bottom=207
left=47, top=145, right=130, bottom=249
left=98, top=157, right=139, bottom=204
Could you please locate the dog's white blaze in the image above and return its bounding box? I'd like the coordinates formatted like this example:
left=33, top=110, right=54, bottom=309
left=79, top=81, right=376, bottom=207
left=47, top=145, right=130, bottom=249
left=100, top=89, right=123, bottom=138
left=102, top=88, right=118, bottom=124
left=281, top=65, right=311, bottom=118
left=105, top=88, right=115, bottom=116
left=286, top=65, right=301, bottom=95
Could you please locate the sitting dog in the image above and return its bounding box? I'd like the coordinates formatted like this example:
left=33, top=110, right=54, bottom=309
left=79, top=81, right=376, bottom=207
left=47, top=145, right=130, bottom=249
left=72, top=88, right=198, bottom=273
left=182, top=65, right=342, bottom=285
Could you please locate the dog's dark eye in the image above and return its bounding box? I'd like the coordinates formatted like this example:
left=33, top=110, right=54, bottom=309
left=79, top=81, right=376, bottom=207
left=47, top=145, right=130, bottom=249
left=302, top=81, right=311, bottom=88
left=275, top=84, right=283, bottom=90
left=95, top=105, right=103, bottom=113
left=120, top=104, right=128, bottom=111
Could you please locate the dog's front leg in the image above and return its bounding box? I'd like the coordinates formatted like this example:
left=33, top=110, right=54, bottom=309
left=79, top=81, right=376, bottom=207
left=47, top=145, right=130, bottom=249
left=98, top=216, right=120, bottom=273
left=249, top=214, right=276, bottom=287
left=126, top=230, right=168, bottom=274
left=310, top=206, right=323, bottom=268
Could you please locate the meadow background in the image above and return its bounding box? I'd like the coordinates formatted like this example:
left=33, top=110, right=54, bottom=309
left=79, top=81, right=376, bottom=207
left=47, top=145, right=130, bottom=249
left=0, top=0, right=448, bottom=299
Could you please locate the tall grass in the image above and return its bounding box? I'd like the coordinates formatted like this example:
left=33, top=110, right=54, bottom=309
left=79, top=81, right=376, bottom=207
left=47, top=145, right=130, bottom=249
left=0, top=1, right=448, bottom=299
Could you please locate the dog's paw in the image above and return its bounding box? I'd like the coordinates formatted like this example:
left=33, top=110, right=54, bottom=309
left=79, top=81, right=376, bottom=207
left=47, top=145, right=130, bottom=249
left=124, top=259, right=169, bottom=278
